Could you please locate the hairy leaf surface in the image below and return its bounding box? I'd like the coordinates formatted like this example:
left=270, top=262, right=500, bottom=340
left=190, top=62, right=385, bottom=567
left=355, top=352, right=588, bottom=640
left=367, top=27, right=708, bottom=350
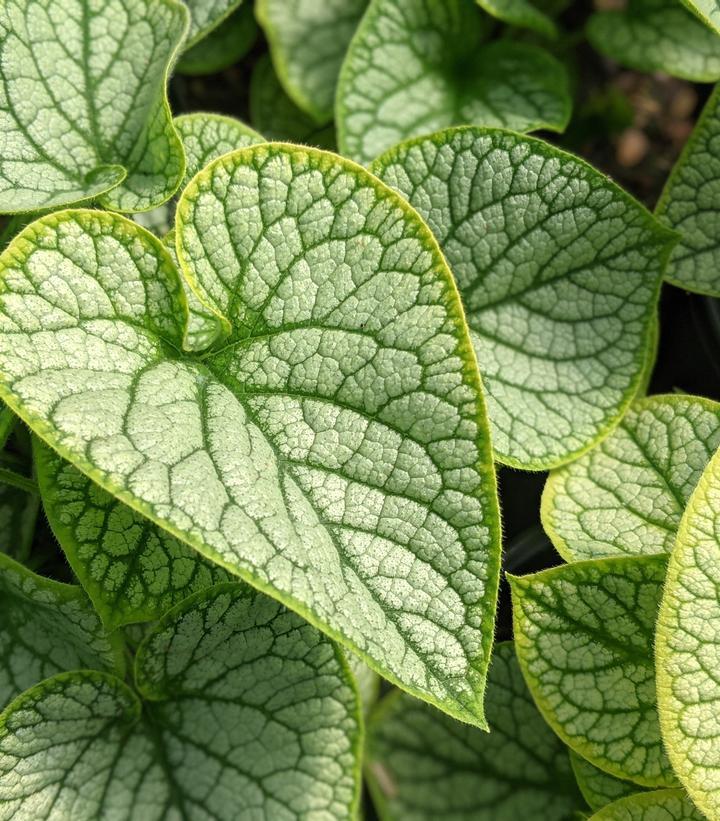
left=257, top=0, right=368, bottom=124
left=366, top=643, right=585, bottom=820
left=587, top=0, right=720, bottom=82
left=0, top=552, right=121, bottom=709
left=177, top=4, right=257, bottom=76
left=542, top=395, right=720, bottom=561
left=336, top=0, right=571, bottom=165
left=0, top=0, right=187, bottom=213
left=476, top=0, right=558, bottom=37
left=588, top=790, right=705, bottom=820
left=250, top=55, right=336, bottom=148
left=510, top=555, right=676, bottom=786
left=656, top=84, right=720, bottom=296
left=35, top=439, right=229, bottom=629
left=373, top=128, right=674, bottom=468
left=0, top=144, right=501, bottom=726
left=657, top=446, right=720, bottom=819
left=571, top=751, right=645, bottom=811
left=0, top=583, right=361, bottom=819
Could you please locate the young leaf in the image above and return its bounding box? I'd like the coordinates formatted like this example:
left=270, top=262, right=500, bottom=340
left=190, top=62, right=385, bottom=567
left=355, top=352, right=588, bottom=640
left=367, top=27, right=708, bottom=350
left=0, top=552, right=122, bottom=709
left=510, top=555, right=676, bottom=787
left=475, top=0, right=558, bottom=38
left=587, top=0, right=720, bottom=82
left=570, top=751, right=645, bottom=811
left=656, top=446, right=720, bottom=819
left=0, top=583, right=361, bottom=820
left=256, top=0, right=369, bottom=124
left=183, top=0, right=243, bottom=48
left=250, top=54, right=337, bottom=148
left=34, top=438, right=230, bottom=629
left=0, top=144, right=502, bottom=727
left=588, top=789, right=705, bottom=820
left=679, top=0, right=720, bottom=34
left=542, top=395, right=720, bottom=561
left=366, top=643, right=586, bottom=820
left=373, top=128, right=675, bottom=469
left=0, top=0, right=187, bottom=214
left=655, top=84, right=720, bottom=297
left=336, top=0, right=571, bottom=165
left=176, top=4, right=257, bottom=76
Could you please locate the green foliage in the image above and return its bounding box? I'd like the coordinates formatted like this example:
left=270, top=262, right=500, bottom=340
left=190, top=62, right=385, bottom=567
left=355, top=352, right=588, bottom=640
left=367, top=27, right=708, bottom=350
left=656, top=446, right=720, bottom=819
left=510, top=555, right=676, bottom=787
left=373, top=128, right=674, bottom=468
left=257, top=0, right=368, bottom=124
left=0, top=144, right=502, bottom=727
left=0, top=0, right=719, bottom=817
left=0, top=0, right=187, bottom=213
left=656, top=83, right=720, bottom=296
left=543, top=394, right=720, bottom=560
left=366, top=643, right=585, bottom=820
left=0, top=583, right=361, bottom=819
left=587, top=0, right=720, bottom=82
left=336, top=0, right=571, bottom=164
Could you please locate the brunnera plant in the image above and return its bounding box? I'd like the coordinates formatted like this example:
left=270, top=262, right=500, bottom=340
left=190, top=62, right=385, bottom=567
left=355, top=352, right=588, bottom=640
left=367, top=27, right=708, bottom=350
left=0, top=0, right=718, bottom=819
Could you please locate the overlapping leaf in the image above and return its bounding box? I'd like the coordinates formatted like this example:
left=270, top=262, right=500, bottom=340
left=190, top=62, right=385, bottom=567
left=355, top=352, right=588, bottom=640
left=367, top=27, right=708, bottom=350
left=35, top=439, right=229, bottom=629
left=0, top=583, right=361, bottom=820
left=587, top=0, right=720, bottom=82
left=366, top=643, right=585, bottom=820
left=571, top=752, right=645, bottom=812
left=657, top=446, right=720, bottom=819
left=656, top=84, right=720, bottom=296
left=0, top=0, right=187, bottom=213
left=336, top=0, right=571, bottom=165
left=177, top=4, right=257, bottom=76
left=476, top=0, right=558, bottom=37
left=510, top=555, right=676, bottom=786
left=588, top=790, right=704, bottom=820
left=257, top=0, right=368, bottom=124
left=0, top=144, right=501, bottom=726
left=0, top=552, right=121, bottom=709
left=250, top=55, right=336, bottom=148
left=542, top=395, right=720, bottom=561
left=373, top=128, right=674, bottom=468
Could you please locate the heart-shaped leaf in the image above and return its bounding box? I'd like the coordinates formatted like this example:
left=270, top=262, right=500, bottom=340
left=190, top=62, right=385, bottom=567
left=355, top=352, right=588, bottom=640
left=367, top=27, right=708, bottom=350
left=476, top=0, right=558, bottom=37
left=366, top=643, right=585, bottom=820
left=177, top=4, right=257, bottom=76
left=510, top=555, right=676, bottom=787
left=0, top=144, right=501, bottom=726
left=0, top=0, right=188, bottom=214
left=657, top=446, right=720, bottom=819
left=34, top=438, right=230, bottom=629
left=656, top=84, right=720, bottom=296
left=587, top=0, right=720, bottom=82
left=542, top=395, right=720, bottom=561
left=373, top=128, right=675, bottom=468
left=0, top=583, right=361, bottom=820
left=571, top=751, right=645, bottom=812
left=587, top=789, right=704, bottom=820
left=0, top=552, right=122, bottom=709
left=257, top=0, right=368, bottom=124
left=336, top=0, right=571, bottom=165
